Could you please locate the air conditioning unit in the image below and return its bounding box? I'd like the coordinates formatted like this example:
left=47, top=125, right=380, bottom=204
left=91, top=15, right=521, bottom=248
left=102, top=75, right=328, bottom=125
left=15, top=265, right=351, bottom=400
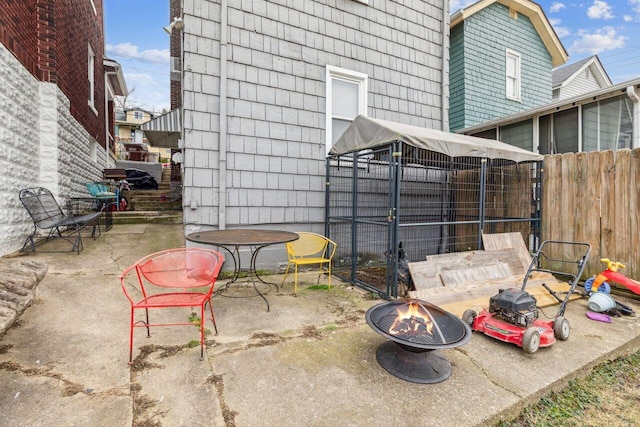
left=170, top=57, right=182, bottom=82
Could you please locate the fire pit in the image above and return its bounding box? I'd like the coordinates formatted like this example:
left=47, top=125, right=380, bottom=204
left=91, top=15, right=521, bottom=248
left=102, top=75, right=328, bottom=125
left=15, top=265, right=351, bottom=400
left=366, top=299, right=472, bottom=384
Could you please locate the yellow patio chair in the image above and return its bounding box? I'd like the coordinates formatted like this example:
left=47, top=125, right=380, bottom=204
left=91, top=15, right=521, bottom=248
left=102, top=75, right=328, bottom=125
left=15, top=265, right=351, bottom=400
left=281, top=232, right=337, bottom=294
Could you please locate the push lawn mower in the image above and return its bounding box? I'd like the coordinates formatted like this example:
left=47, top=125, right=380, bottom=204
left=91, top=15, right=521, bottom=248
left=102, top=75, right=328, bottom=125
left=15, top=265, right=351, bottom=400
left=462, top=240, right=591, bottom=354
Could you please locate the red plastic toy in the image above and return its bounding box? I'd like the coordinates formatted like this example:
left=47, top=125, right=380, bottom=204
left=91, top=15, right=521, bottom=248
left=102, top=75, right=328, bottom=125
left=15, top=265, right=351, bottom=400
left=589, top=258, right=640, bottom=295
left=462, top=240, right=591, bottom=354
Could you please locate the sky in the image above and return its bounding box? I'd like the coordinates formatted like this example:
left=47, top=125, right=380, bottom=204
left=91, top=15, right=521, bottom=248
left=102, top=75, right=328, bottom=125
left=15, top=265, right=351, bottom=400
left=104, top=0, right=170, bottom=113
left=452, top=0, right=640, bottom=82
left=104, top=0, right=640, bottom=113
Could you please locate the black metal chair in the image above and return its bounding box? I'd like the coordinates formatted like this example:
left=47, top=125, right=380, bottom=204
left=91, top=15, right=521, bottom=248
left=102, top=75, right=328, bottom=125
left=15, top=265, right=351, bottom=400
left=19, top=187, right=103, bottom=254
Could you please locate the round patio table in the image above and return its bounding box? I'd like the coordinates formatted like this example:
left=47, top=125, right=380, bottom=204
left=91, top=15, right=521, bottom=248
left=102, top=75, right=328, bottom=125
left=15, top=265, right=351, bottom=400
left=186, top=229, right=299, bottom=311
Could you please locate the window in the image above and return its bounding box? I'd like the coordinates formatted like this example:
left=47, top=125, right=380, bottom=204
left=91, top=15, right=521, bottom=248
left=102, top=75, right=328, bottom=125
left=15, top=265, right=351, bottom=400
left=326, top=65, right=368, bottom=153
left=499, top=120, right=533, bottom=150
left=471, top=129, right=497, bottom=140
left=553, top=108, right=578, bottom=153
left=583, top=95, right=633, bottom=152
left=506, top=50, right=521, bottom=101
left=134, top=111, right=144, bottom=120
left=88, top=44, right=96, bottom=113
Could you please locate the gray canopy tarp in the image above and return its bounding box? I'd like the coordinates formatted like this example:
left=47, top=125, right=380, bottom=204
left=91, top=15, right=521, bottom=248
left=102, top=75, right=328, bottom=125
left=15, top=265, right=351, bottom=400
left=329, top=115, right=543, bottom=163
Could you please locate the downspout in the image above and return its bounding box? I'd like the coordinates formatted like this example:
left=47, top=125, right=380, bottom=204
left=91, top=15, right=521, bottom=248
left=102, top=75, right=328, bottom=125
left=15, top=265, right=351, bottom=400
left=218, top=0, right=228, bottom=229
left=104, top=73, right=114, bottom=168
left=627, top=85, right=640, bottom=149
left=441, top=0, right=450, bottom=131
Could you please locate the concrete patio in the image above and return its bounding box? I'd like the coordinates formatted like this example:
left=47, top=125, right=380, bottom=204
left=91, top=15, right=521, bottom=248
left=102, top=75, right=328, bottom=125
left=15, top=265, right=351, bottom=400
left=1, top=223, right=640, bottom=426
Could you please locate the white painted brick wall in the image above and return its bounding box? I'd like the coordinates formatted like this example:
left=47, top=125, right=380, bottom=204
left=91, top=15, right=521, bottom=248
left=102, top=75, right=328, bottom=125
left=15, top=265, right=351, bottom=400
left=0, top=43, right=108, bottom=256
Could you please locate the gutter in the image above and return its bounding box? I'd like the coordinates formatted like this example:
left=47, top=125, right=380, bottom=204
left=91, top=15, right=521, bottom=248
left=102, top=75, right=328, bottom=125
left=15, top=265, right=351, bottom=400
left=442, top=0, right=450, bottom=131
left=627, top=85, right=640, bottom=149
left=103, top=59, right=128, bottom=168
left=458, top=78, right=640, bottom=135
left=218, top=0, right=228, bottom=230
left=104, top=74, right=111, bottom=167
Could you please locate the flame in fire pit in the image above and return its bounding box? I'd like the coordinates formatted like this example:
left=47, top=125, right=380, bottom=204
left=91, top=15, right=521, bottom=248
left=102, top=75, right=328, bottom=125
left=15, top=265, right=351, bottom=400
left=389, top=301, right=434, bottom=336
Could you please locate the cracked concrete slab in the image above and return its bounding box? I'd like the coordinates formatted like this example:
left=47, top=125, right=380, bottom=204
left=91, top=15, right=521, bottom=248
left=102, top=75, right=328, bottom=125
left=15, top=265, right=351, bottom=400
left=0, top=258, right=48, bottom=338
left=1, top=223, right=640, bottom=426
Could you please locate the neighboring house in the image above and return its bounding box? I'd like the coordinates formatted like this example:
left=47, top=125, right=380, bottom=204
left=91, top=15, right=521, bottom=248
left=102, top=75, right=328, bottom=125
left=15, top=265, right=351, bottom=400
left=115, top=107, right=154, bottom=160
left=176, top=0, right=451, bottom=266
left=457, top=78, right=640, bottom=154
left=141, top=0, right=183, bottom=199
left=449, top=0, right=567, bottom=132
left=552, top=55, right=612, bottom=101
left=0, top=0, right=127, bottom=256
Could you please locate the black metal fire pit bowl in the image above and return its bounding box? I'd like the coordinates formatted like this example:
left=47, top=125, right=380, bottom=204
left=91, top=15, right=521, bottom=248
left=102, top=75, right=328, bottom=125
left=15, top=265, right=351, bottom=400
left=366, top=299, right=472, bottom=384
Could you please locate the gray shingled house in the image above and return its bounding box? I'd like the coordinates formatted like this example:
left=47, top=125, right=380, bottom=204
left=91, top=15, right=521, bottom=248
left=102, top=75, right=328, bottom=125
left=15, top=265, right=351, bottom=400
left=179, top=0, right=452, bottom=268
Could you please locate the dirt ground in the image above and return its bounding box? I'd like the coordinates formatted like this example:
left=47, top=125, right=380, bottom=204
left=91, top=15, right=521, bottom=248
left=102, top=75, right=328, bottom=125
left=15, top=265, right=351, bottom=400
left=496, top=349, right=640, bottom=426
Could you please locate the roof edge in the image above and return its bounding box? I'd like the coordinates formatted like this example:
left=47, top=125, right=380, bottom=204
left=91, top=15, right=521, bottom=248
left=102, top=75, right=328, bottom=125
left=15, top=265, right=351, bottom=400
left=451, top=0, right=567, bottom=67
left=554, top=56, right=612, bottom=90
left=458, top=78, right=640, bottom=134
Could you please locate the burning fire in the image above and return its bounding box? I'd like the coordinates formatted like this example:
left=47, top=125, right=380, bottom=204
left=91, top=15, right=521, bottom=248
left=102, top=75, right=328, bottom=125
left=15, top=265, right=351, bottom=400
left=389, top=301, right=434, bottom=336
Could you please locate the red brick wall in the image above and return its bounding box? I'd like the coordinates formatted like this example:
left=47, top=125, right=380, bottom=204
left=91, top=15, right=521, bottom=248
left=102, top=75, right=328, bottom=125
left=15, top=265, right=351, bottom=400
left=0, top=0, right=107, bottom=148
left=0, top=1, right=39, bottom=76
left=170, top=0, right=181, bottom=110
left=169, top=0, right=182, bottom=184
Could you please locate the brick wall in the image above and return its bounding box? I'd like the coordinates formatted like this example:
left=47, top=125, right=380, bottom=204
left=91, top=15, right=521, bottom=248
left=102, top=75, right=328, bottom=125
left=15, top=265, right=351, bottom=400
left=170, top=0, right=182, bottom=110
left=449, top=3, right=553, bottom=131
left=0, top=0, right=107, bottom=148
left=0, top=1, right=38, bottom=76
left=181, top=0, right=448, bottom=246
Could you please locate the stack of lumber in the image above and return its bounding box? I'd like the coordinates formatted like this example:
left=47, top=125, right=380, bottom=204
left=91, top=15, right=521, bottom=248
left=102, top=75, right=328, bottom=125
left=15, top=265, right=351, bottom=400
left=407, top=233, right=580, bottom=317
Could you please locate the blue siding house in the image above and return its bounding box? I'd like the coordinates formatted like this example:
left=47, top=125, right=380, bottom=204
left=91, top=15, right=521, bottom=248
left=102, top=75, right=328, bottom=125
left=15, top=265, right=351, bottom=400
left=449, top=0, right=567, bottom=132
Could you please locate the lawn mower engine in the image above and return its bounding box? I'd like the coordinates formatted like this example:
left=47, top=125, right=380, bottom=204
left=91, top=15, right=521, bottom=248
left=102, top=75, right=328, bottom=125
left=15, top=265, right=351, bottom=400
left=489, top=288, right=539, bottom=327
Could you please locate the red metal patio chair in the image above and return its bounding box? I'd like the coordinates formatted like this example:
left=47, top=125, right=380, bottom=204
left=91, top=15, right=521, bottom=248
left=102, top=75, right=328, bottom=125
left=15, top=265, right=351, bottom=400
left=120, top=247, right=225, bottom=363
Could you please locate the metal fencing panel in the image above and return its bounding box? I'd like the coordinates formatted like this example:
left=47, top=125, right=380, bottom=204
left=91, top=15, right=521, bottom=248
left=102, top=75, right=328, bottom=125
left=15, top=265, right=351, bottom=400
left=326, top=142, right=542, bottom=298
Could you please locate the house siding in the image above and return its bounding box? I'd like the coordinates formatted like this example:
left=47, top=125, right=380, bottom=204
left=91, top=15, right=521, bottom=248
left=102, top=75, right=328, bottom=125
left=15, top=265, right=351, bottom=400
left=449, top=3, right=552, bottom=131
left=182, top=0, right=448, bottom=242
left=449, top=22, right=465, bottom=131
left=558, top=70, right=603, bottom=100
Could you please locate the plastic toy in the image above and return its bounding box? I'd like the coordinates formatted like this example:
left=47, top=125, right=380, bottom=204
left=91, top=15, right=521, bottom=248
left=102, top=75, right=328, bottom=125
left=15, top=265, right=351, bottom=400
left=589, top=258, right=640, bottom=295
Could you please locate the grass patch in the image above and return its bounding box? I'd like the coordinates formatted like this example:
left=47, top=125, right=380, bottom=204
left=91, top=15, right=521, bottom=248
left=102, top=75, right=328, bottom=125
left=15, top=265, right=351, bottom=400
left=307, top=284, right=331, bottom=290
left=218, top=269, right=272, bottom=280
left=185, top=340, right=200, bottom=348
left=496, top=350, right=640, bottom=426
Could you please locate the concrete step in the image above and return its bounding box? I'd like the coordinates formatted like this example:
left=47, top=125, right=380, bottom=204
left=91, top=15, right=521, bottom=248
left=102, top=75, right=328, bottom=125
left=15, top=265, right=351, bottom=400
left=111, top=210, right=182, bottom=224
left=131, top=200, right=181, bottom=211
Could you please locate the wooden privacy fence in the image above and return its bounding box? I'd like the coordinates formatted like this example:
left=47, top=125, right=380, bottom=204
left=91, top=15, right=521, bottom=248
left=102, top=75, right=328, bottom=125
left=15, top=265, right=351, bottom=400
left=542, top=148, right=640, bottom=279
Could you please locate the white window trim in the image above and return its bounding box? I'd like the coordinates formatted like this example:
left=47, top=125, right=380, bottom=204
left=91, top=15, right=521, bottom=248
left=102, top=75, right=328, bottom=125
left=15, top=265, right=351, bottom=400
left=325, top=65, right=368, bottom=154
left=506, top=49, right=521, bottom=102
left=88, top=44, right=98, bottom=115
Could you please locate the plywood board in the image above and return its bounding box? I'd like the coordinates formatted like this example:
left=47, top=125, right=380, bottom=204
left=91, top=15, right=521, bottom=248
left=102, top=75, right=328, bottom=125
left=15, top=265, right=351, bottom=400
left=408, top=248, right=524, bottom=291
left=481, top=232, right=532, bottom=271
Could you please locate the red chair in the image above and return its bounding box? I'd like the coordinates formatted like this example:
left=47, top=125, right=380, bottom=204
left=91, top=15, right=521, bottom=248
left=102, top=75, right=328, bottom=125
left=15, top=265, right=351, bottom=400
left=120, top=248, right=224, bottom=363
